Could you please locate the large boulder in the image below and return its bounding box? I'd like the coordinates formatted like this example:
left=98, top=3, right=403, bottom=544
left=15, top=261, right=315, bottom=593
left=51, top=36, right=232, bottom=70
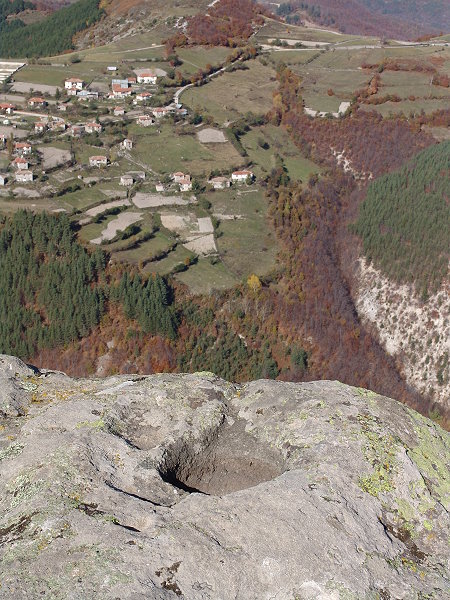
left=0, top=358, right=448, bottom=599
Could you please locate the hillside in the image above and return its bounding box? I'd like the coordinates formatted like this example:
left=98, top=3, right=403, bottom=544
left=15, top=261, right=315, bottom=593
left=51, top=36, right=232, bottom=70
left=350, top=142, right=449, bottom=415
left=273, top=0, right=450, bottom=39
left=0, top=356, right=449, bottom=598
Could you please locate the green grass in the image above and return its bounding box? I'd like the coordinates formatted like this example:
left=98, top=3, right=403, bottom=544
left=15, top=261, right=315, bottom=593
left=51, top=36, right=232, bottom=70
left=78, top=213, right=117, bottom=243
left=359, top=98, right=450, bottom=116
left=111, top=230, right=173, bottom=263
left=204, top=186, right=278, bottom=278
left=183, top=60, right=277, bottom=124
left=58, top=186, right=106, bottom=211
left=177, top=46, right=232, bottom=74
left=129, top=123, right=242, bottom=176
left=376, top=70, right=450, bottom=100
left=175, top=258, right=238, bottom=294
left=144, top=244, right=194, bottom=276
left=241, top=124, right=321, bottom=181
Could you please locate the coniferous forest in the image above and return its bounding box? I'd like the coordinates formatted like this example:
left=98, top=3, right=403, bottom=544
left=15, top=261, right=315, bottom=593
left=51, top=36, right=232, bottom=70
left=0, top=0, right=103, bottom=57
left=0, top=212, right=175, bottom=358
left=352, top=141, right=450, bottom=296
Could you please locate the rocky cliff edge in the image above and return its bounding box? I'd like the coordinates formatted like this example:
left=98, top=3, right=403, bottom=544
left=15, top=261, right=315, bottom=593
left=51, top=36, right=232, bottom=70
left=0, top=354, right=449, bottom=599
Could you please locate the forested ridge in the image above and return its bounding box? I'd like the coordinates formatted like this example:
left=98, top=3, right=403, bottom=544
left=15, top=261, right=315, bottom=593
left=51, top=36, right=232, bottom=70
left=352, top=141, right=450, bottom=296
left=0, top=0, right=103, bottom=57
left=0, top=212, right=175, bottom=359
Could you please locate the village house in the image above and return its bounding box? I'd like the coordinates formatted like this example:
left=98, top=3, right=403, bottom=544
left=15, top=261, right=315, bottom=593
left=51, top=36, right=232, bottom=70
left=120, top=174, right=134, bottom=187
left=209, top=176, right=231, bottom=190
left=155, top=183, right=165, bottom=192
left=111, top=85, right=132, bottom=99
left=137, top=72, right=157, bottom=85
left=0, top=103, right=15, bottom=114
left=0, top=134, right=6, bottom=147
left=13, top=157, right=29, bottom=170
left=107, top=66, right=117, bottom=72
left=89, top=155, right=108, bottom=168
left=28, top=97, right=47, bottom=109
left=69, top=125, right=84, bottom=137
left=113, top=106, right=125, bottom=116
left=179, top=177, right=193, bottom=192
left=0, top=174, right=7, bottom=186
left=128, top=77, right=137, bottom=85
left=136, top=115, right=155, bottom=127
left=134, top=91, right=152, bottom=103
left=176, top=107, right=188, bottom=117
left=152, top=106, right=171, bottom=119
left=231, top=169, right=254, bottom=183
left=48, top=120, right=66, bottom=132
left=57, top=103, right=68, bottom=112
left=121, top=138, right=133, bottom=150
left=64, top=78, right=84, bottom=94
left=35, top=122, right=46, bottom=133
left=77, top=90, right=99, bottom=101
left=173, top=172, right=189, bottom=184
left=15, top=170, right=33, bottom=183
left=84, top=122, right=102, bottom=134
left=14, top=142, right=32, bottom=156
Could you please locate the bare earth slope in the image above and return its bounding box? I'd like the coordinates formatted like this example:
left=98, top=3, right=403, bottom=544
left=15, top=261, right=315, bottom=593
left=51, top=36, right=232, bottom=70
left=0, top=355, right=449, bottom=599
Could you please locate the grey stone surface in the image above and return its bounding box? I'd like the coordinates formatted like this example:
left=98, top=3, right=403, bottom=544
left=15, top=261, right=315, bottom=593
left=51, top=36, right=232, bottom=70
left=0, top=358, right=448, bottom=599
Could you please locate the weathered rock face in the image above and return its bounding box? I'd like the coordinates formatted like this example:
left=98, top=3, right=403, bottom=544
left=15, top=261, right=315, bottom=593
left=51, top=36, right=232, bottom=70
left=0, top=355, right=449, bottom=600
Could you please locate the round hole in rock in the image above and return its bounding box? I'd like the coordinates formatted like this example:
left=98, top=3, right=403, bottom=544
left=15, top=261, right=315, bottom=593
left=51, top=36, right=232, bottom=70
left=158, top=419, right=286, bottom=496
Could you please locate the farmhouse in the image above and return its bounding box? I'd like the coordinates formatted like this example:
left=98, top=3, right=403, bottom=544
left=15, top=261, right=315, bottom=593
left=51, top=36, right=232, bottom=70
left=89, top=155, right=108, bottom=168
left=120, top=174, right=134, bottom=187
left=0, top=174, right=7, bottom=185
left=152, top=107, right=171, bottom=119
left=65, top=78, right=84, bottom=93
left=85, top=122, right=102, bottom=134
left=15, top=170, right=33, bottom=183
left=179, top=178, right=192, bottom=192
left=137, top=72, right=157, bottom=85
left=77, top=90, right=99, bottom=101
left=35, top=122, right=46, bottom=133
left=173, top=171, right=188, bottom=184
left=121, top=138, right=133, bottom=150
left=113, top=106, right=125, bottom=116
left=14, top=142, right=32, bottom=156
left=111, top=85, right=132, bottom=99
left=209, top=176, right=231, bottom=190
left=28, top=97, right=47, bottom=108
left=231, top=169, right=254, bottom=183
left=0, top=103, right=15, bottom=114
left=134, top=91, right=152, bottom=103
left=107, top=66, right=117, bottom=72
left=13, top=157, right=29, bottom=170
left=136, top=115, right=155, bottom=127
left=155, top=183, right=165, bottom=192
left=70, top=125, right=84, bottom=137
left=128, top=77, right=137, bottom=85
left=48, top=120, right=66, bottom=132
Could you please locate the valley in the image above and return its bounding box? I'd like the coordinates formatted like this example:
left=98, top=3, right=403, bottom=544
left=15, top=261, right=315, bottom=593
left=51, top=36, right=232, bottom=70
left=0, top=0, right=448, bottom=426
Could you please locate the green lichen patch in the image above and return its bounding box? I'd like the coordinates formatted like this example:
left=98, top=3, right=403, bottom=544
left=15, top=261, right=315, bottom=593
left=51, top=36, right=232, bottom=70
left=0, top=441, right=24, bottom=462
left=357, top=414, right=399, bottom=497
left=407, top=411, right=450, bottom=510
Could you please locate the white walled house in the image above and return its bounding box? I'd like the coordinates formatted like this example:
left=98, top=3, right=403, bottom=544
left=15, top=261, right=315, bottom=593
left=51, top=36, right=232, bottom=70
left=137, top=72, right=157, bottom=85
left=65, top=78, right=84, bottom=92
left=136, top=115, right=155, bottom=127
left=34, top=122, right=46, bottom=133
left=231, top=170, right=254, bottom=183
left=121, top=138, right=133, bottom=151
left=13, top=157, right=29, bottom=170
left=89, top=155, right=108, bottom=168
left=14, top=142, right=32, bottom=156
left=209, top=176, right=231, bottom=190
left=84, top=122, right=102, bottom=134
left=15, top=171, right=33, bottom=183
left=120, top=174, right=134, bottom=187
left=179, top=178, right=193, bottom=192
left=0, top=174, right=7, bottom=186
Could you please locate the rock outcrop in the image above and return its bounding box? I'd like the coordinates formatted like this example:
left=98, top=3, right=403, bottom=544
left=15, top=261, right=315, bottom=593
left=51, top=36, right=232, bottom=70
left=0, top=355, right=448, bottom=599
